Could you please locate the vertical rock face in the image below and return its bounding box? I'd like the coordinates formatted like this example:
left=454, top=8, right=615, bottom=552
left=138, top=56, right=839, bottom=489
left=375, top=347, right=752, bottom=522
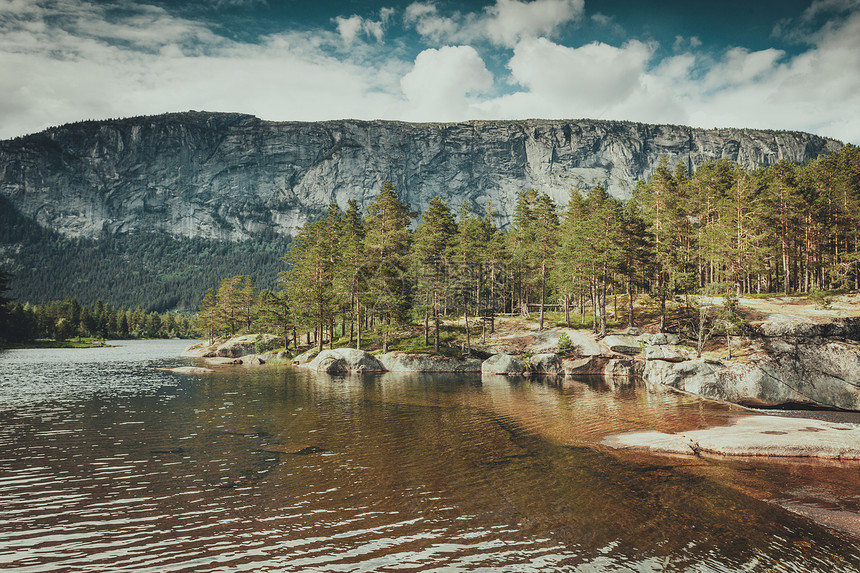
left=0, top=111, right=841, bottom=240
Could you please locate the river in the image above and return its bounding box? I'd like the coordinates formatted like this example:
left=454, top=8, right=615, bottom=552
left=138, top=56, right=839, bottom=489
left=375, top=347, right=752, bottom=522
left=1, top=340, right=858, bottom=572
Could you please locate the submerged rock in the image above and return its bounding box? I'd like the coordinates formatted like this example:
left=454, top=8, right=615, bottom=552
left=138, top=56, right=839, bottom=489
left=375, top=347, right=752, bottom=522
left=205, top=356, right=244, bottom=366
left=157, top=366, right=215, bottom=374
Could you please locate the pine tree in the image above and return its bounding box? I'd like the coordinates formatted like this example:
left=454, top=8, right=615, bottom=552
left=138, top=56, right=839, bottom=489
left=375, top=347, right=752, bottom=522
left=413, top=196, right=457, bottom=352
left=361, top=181, right=415, bottom=353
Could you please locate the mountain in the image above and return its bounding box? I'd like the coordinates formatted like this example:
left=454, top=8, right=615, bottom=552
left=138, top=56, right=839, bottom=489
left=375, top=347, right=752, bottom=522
left=0, top=112, right=842, bottom=241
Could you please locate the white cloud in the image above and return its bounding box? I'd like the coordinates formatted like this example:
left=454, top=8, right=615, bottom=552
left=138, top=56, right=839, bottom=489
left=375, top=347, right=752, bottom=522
left=400, top=46, right=493, bottom=121
left=484, top=0, right=584, bottom=47
left=404, top=0, right=583, bottom=46
left=0, top=0, right=408, bottom=138
left=334, top=8, right=394, bottom=45
left=495, top=38, right=653, bottom=116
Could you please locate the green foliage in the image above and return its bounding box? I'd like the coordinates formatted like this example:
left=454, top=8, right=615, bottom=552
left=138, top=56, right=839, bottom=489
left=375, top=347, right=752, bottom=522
left=556, top=331, right=573, bottom=355
left=0, top=196, right=290, bottom=312
left=807, top=286, right=833, bottom=309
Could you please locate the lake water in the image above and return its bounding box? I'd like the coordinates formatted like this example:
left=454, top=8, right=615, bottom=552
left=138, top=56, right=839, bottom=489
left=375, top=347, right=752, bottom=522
left=1, top=340, right=858, bottom=572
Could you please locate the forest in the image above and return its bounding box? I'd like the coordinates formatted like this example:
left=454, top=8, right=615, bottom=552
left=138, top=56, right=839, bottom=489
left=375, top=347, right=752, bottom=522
left=0, top=195, right=291, bottom=312
left=197, top=145, right=860, bottom=353
left=0, top=289, right=199, bottom=345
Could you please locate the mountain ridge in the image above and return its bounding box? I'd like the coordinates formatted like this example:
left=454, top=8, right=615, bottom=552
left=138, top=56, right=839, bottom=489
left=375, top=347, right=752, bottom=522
left=0, top=111, right=843, bottom=241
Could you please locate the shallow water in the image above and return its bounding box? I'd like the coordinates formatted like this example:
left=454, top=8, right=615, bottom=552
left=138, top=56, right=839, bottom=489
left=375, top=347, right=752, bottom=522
left=0, top=340, right=858, bottom=572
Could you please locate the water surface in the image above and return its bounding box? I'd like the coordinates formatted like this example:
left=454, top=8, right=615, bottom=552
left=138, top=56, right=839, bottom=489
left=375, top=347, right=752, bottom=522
left=1, top=341, right=858, bottom=572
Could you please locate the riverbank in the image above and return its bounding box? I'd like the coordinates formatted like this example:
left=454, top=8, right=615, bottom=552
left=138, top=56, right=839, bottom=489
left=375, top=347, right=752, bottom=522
left=1, top=338, right=114, bottom=350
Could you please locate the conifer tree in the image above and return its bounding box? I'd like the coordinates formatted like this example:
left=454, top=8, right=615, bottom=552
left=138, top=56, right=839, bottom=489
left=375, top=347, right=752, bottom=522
left=362, top=181, right=415, bottom=353
left=413, top=196, right=456, bottom=351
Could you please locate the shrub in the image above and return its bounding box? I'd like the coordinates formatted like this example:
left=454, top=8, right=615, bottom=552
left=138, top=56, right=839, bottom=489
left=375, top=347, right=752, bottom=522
left=807, top=286, right=832, bottom=310
left=557, top=332, right=573, bottom=355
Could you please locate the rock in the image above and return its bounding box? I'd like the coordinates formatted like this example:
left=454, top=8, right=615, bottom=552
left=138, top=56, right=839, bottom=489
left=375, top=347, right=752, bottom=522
left=205, top=357, right=244, bottom=366
left=259, top=350, right=291, bottom=363
left=530, top=353, right=562, bottom=375
left=0, top=112, right=837, bottom=242
left=604, top=358, right=637, bottom=378
left=625, top=327, right=642, bottom=336
left=638, top=332, right=681, bottom=346
left=567, top=331, right=603, bottom=356
left=482, top=353, right=527, bottom=376
left=181, top=341, right=215, bottom=357
left=293, top=348, right=320, bottom=365
left=216, top=334, right=276, bottom=358
left=643, top=340, right=860, bottom=411
left=562, top=356, right=609, bottom=376
left=604, top=416, right=860, bottom=460
left=644, top=345, right=692, bottom=362
left=242, top=355, right=266, bottom=366
left=642, top=359, right=725, bottom=397
left=376, top=352, right=482, bottom=373
left=602, top=334, right=641, bottom=355
left=157, top=366, right=215, bottom=374
left=306, top=349, right=384, bottom=373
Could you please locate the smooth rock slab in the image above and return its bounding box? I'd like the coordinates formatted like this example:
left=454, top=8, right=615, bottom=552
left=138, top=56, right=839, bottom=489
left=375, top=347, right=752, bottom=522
left=602, top=334, right=640, bottom=355
left=157, top=366, right=215, bottom=374
left=603, top=416, right=860, bottom=459
left=205, top=357, right=244, bottom=365
left=644, top=345, right=693, bottom=362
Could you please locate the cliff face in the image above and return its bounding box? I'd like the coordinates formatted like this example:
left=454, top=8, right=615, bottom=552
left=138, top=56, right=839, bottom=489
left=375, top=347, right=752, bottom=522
left=0, top=112, right=842, bottom=240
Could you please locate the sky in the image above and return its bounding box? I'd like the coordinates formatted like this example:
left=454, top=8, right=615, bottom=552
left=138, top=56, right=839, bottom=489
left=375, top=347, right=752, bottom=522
left=1, top=0, right=859, bottom=143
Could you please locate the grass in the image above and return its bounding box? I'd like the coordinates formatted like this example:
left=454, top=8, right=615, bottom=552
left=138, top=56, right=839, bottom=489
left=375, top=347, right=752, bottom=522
left=1, top=338, right=112, bottom=349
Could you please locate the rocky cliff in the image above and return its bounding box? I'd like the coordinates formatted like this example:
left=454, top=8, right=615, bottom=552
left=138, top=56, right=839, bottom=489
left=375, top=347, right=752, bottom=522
left=0, top=111, right=842, bottom=240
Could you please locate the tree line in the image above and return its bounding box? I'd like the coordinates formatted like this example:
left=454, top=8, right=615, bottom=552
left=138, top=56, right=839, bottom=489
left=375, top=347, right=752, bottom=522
left=196, top=145, right=858, bottom=352
left=0, top=293, right=198, bottom=345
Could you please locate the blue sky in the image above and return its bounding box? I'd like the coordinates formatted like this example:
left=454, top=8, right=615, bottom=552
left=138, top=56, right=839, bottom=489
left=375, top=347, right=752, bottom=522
left=1, top=0, right=858, bottom=143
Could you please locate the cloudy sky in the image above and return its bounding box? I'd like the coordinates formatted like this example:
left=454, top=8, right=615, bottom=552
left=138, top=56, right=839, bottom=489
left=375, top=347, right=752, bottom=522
left=1, top=0, right=858, bottom=143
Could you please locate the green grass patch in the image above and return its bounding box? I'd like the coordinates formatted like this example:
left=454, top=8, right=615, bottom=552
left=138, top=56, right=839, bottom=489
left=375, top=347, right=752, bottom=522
left=2, top=338, right=112, bottom=349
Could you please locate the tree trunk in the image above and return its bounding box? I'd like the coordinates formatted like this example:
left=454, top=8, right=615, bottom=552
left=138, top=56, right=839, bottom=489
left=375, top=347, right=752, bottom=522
left=626, top=278, right=634, bottom=328
left=599, top=280, right=607, bottom=338
left=434, top=292, right=440, bottom=353
left=564, top=293, right=570, bottom=327
left=424, top=293, right=430, bottom=346
left=464, top=312, right=471, bottom=354
left=539, top=263, right=546, bottom=331
left=356, top=300, right=362, bottom=350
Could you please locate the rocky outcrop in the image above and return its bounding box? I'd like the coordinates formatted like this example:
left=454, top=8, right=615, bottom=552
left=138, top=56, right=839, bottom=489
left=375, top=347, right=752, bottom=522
left=603, top=334, right=640, bottom=355
left=376, top=352, right=482, bottom=373
left=215, top=334, right=275, bottom=358
left=643, top=340, right=860, bottom=411
left=644, top=345, right=692, bottom=362
left=0, top=112, right=840, bottom=241
left=530, top=353, right=562, bottom=375
left=482, top=353, right=527, bottom=376
left=306, top=349, right=384, bottom=373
